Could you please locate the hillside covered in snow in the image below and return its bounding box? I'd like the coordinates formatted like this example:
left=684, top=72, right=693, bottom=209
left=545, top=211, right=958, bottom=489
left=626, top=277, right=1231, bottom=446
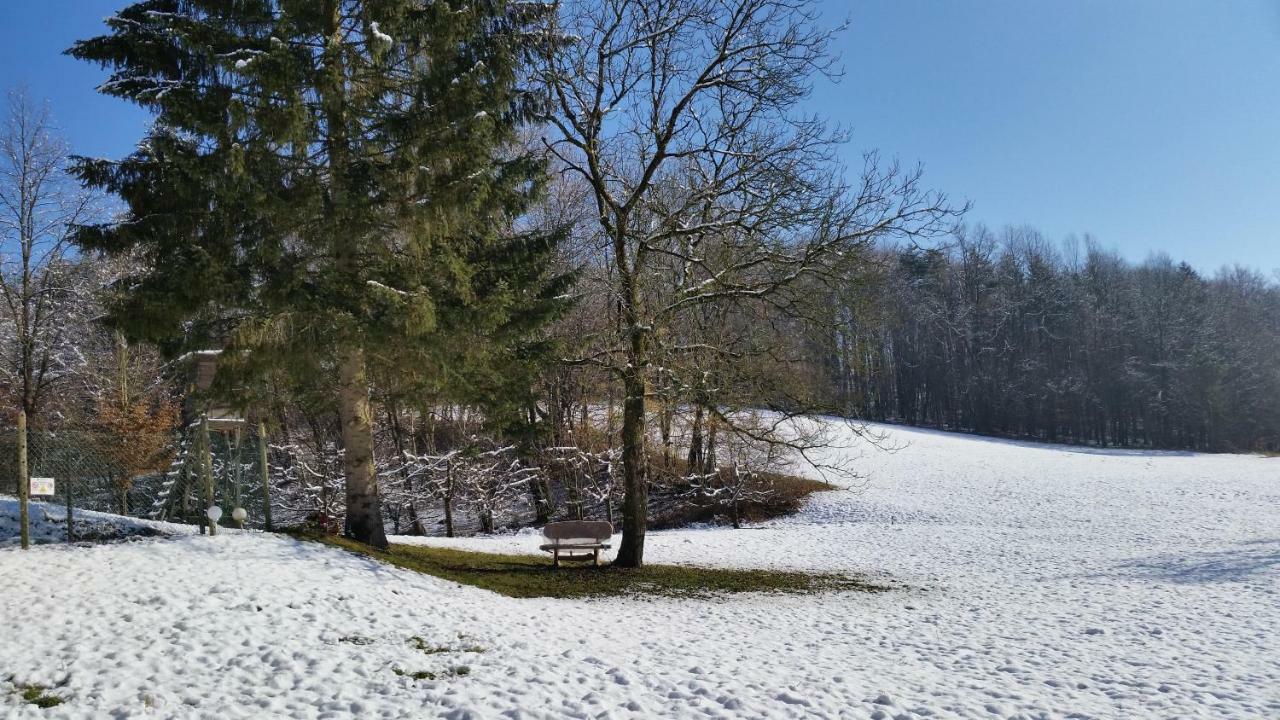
left=2, top=421, right=1277, bottom=719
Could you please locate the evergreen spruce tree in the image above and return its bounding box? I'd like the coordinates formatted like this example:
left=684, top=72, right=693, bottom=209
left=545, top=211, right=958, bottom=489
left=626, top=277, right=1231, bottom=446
left=68, top=0, right=561, bottom=547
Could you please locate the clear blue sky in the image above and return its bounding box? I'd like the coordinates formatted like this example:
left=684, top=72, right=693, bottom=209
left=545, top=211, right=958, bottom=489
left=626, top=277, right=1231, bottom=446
left=1, top=0, right=1277, bottom=274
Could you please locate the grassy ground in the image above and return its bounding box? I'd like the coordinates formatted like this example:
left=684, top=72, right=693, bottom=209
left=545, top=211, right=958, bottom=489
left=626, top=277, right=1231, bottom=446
left=307, top=534, right=884, bottom=600
left=10, top=682, right=63, bottom=708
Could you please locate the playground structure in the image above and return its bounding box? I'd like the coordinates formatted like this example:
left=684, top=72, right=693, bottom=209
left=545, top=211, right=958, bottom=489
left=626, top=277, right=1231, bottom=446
left=149, top=351, right=273, bottom=534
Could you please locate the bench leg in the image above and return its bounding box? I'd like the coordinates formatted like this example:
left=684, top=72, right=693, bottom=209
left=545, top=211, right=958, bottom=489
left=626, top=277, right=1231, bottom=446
left=593, top=548, right=599, bottom=567
left=552, top=549, right=559, bottom=568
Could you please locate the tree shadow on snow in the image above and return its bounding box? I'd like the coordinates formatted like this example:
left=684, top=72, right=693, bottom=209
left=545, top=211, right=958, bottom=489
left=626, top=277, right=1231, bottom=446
left=1111, top=540, right=1280, bottom=584
left=175, top=532, right=412, bottom=581
left=841, top=422, right=1201, bottom=457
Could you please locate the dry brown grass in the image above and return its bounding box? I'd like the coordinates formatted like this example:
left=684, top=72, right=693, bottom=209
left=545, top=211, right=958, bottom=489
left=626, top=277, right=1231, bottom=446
left=648, top=454, right=837, bottom=529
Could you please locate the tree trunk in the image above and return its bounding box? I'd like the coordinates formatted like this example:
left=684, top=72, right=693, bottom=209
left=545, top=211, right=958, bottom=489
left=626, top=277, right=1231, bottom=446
left=521, top=405, right=553, bottom=524
left=529, top=474, right=552, bottom=524
left=443, top=461, right=455, bottom=538
left=404, top=503, right=426, bottom=536
left=614, top=368, right=648, bottom=567
left=704, top=416, right=718, bottom=474
left=404, top=431, right=426, bottom=536
left=116, top=479, right=129, bottom=516
left=385, top=402, right=409, bottom=536
left=567, top=469, right=583, bottom=519
left=338, top=344, right=388, bottom=548
left=443, top=492, right=455, bottom=538
left=659, top=399, right=673, bottom=468
left=320, top=0, right=384, bottom=549
left=687, top=404, right=704, bottom=473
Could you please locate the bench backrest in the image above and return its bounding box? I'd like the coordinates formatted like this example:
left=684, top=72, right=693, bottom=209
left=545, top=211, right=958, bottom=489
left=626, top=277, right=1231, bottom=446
left=542, top=520, right=612, bottom=543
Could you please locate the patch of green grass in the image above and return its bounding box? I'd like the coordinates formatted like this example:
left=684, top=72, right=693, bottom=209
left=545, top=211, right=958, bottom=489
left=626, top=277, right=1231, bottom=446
left=392, top=667, right=437, bottom=681
left=337, top=635, right=375, bottom=646
left=407, top=636, right=484, bottom=655
left=392, top=665, right=472, bottom=681
left=15, top=683, right=63, bottom=709
left=307, top=533, right=885, bottom=600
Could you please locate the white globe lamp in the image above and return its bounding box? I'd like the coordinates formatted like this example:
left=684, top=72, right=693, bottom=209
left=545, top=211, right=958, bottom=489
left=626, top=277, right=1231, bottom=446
left=231, top=507, right=247, bottom=523
left=206, top=505, right=223, bottom=523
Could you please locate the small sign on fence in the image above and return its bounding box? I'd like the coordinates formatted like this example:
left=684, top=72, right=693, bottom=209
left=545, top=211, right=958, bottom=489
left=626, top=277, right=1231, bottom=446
left=30, top=477, right=55, bottom=496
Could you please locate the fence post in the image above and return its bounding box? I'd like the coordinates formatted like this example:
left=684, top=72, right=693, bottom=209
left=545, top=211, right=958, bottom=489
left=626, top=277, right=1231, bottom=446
left=200, top=415, right=216, bottom=536
left=17, top=409, right=29, bottom=550
left=258, top=420, right=272, bottom=532
left=65, top=469, right=73, bottom=543
left=231, top=428, right=243, bottom=529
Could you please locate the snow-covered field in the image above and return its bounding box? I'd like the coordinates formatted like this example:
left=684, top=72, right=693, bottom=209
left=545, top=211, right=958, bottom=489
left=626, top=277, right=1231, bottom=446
left=2, top=422, right=1278, bottom=719
left=0, top=497, right=185, bottom=548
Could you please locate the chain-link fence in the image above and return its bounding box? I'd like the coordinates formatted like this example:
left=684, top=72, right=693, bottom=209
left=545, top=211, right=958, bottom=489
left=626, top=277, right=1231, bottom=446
left=3, top=422, right=272, bottom=539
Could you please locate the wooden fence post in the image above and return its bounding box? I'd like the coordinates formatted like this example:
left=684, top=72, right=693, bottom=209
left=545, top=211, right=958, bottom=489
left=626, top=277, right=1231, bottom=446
left=17, top=409, right=29, bottom=550
left=231, top=428, right=243, bottom=529
left=65, top=468, right=73, bottom=543
left=200, top=416, right=216, bottom=536
left=258, top=420, right=272, bottom=532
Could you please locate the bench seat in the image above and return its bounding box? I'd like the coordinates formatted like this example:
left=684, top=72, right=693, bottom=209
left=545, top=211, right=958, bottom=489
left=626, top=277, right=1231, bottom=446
left=538, top=542, right=612, bottom=552
left=540, top=521, right=613, bottom=567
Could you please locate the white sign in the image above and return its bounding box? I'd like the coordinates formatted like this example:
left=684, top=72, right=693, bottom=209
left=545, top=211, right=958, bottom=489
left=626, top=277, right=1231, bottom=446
left=30, top=477, right=55, bottom=496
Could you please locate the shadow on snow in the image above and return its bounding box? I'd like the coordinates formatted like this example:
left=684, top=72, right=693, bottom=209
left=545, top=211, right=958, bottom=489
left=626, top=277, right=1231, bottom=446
left=1110, top=539, right=1280, bottom=584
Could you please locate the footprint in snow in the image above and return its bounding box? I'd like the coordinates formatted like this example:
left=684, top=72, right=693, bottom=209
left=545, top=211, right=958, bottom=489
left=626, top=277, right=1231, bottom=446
left=775, top=691, right=810, bottom=706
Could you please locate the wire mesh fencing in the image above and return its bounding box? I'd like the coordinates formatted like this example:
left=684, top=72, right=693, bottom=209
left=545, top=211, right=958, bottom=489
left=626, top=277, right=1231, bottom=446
left=2, top=422, right=273, bottom=539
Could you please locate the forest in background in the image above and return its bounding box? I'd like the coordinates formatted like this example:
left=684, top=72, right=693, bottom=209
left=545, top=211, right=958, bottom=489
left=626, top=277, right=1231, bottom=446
left=801, top=227, right=1280, bottom=452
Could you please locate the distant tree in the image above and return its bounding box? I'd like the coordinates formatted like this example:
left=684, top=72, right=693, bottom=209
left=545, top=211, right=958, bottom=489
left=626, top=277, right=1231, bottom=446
left=542, top=445, right=621, bottom=523
left=674, top=424, right=785, bottom=529
left=388, top=447, right=461, bottom=537
left=0, top=88, right=100, bottom=429
left=88, top=330, right=181, bottom=515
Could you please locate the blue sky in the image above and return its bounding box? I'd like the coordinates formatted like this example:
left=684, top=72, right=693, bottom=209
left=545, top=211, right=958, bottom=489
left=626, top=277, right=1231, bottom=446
left=1, top=0, right=1276, bottom=274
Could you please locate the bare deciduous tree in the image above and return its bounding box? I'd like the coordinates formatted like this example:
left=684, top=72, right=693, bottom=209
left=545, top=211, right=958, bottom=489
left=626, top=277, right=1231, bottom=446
left=540, top=0, right=957, bottom=565
left=0, top=89, right=100, bottom=429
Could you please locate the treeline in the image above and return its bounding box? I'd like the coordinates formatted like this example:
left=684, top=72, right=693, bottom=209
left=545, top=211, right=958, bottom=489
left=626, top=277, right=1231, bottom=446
left=803, top=227, right=1280, bottom=452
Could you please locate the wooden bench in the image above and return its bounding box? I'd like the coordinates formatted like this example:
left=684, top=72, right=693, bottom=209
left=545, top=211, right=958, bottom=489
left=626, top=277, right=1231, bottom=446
left=540, top=520, right=612, bottom=567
